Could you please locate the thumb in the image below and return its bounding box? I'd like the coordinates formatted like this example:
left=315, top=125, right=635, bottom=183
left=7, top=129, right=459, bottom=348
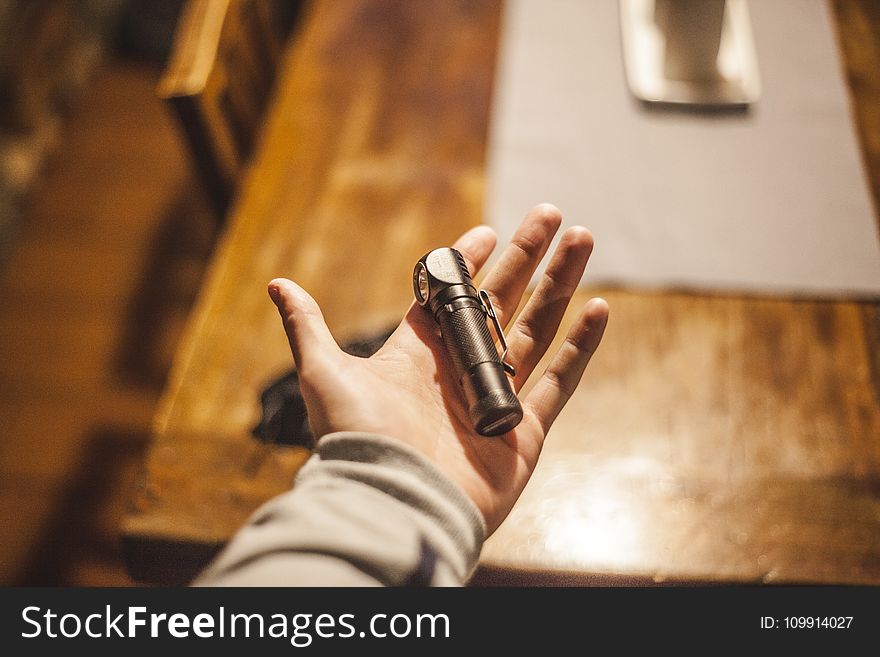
left=268, top=278, right=339, bottom=371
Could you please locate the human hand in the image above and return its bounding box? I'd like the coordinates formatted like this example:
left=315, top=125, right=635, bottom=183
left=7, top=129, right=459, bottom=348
left=268, top=204, right=608, bottom=534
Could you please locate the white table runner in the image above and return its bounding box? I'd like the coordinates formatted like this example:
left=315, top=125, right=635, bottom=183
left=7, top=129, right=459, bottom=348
left=484, top=0, right=880, bottom=298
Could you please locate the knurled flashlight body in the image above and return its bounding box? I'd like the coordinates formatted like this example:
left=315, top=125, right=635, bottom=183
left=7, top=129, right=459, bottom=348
left=413, top=247, right=523, bottom=436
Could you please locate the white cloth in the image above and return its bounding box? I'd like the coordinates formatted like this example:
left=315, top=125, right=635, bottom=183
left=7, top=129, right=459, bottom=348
left=485, top=0, right=880, bottom=298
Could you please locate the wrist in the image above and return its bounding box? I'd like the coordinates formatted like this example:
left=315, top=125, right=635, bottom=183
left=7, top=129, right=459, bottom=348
left=299, top=432, right=487, bottom=582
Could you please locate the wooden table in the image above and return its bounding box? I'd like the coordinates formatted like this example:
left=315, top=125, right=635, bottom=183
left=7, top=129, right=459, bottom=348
left=122, top=0, right=880, bottom=586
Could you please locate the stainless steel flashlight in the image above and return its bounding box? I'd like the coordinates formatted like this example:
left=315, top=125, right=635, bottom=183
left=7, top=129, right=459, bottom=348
left=413, top=247, right=523, bottom=436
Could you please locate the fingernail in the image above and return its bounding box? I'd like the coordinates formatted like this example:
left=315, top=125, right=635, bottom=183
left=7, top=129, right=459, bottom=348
left=267, top=281, right=282, bottom=307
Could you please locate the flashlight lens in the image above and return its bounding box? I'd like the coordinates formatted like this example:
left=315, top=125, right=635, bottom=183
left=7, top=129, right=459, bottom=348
left=414, top=262, right=430, bottom=304
left=413, top=262, right=431, bottom=306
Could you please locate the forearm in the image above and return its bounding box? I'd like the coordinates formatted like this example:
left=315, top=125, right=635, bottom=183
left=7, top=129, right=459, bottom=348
left=193, top=432, right=486, bottom=587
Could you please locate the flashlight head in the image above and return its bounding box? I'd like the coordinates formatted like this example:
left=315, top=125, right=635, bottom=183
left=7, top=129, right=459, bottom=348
left=413, top=247, right=474, bottom=314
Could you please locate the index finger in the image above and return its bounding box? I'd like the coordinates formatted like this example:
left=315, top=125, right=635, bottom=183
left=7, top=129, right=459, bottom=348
left=478, top=203, right=562, bottom=329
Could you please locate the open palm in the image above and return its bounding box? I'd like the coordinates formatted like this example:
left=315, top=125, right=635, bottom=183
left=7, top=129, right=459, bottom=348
left=268, top=204, right=608, bottom=533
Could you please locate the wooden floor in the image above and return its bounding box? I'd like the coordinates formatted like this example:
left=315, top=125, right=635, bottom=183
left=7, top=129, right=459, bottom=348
left=0, top=56, right=216, bottom=585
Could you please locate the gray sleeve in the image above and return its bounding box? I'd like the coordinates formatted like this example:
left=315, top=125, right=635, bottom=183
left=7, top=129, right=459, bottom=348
left=193, top=432, right=487, bottom=587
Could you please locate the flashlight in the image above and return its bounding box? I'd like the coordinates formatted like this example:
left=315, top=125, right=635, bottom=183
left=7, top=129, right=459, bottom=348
left=413, top=247, right=523, bottom=436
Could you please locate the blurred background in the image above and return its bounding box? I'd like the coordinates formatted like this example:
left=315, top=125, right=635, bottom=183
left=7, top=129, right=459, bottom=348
left=1, top=0, right=878, bottom=587
left=0, top=0, right=217, bottom=585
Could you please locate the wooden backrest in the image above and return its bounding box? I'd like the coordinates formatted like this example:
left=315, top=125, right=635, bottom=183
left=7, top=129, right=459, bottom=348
left=158, top=0, right=301, bottom=217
